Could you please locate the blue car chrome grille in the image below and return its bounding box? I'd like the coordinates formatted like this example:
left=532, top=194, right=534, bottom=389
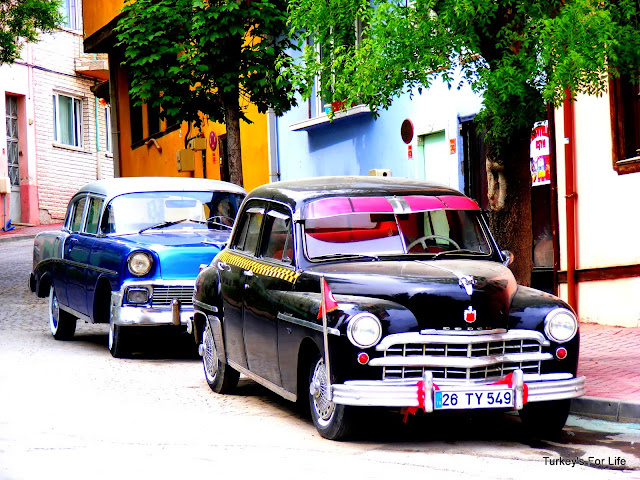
left=151, top=286, right=194, bottom=307
left=381, top=335, right=545, bottom=381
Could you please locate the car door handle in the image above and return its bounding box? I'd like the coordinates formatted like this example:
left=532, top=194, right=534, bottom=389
left=243, top=270, right=254, bottom=277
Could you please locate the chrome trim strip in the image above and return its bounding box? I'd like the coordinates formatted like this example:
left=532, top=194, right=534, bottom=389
left=376, top=329, right=550, bottom=351
left=420, top=328, right=507, bottom=336
left=64, top=259, right=118, bottom=276
left=369, top=352, right=553, bottom=369
left=330, top=374, right=586, bottom=407
left=120, top=279, right=196, bottom=288
left=227, top=359, right=297, bottom=402
left=193, top=298, right=218, bottom=313
left=277, top=312, right=340, bottom=336
left=59, top=304, right=92, bottom=323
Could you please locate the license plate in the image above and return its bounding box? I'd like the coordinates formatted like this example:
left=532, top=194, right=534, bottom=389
left=434, top=386, right=515, bottom=410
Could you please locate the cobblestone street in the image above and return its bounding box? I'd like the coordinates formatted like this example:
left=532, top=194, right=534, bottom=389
left=0, top=238, right=638, bottom=480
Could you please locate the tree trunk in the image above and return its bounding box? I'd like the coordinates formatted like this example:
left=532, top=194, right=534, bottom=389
left=486, top=136, right=533, bottom=286
left=224, top=96, right=244, bottom=188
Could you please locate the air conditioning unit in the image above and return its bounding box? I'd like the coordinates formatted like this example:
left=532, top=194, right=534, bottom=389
left=369, top=168, right=391, bottom=177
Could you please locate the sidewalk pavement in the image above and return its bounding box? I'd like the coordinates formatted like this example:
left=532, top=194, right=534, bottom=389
left=2, top=223, right=639, bottom=423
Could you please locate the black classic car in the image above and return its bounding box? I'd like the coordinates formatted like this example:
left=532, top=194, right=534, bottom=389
left=192, top=176, right=585, bottom=440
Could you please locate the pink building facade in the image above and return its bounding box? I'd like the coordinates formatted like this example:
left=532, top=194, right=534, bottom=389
left=0, top=2, right=113, bottom=228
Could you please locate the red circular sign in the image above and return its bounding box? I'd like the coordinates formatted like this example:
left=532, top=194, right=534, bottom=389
left=209, top=131, right=218, bottom=151
left=401, top=119, right=414, bottom=144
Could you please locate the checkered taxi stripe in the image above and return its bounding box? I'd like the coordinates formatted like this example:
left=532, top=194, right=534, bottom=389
left=218, top=250, right=300, bottom=284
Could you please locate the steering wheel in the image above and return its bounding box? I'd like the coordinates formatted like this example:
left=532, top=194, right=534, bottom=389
left=207, top=215, right=234, bottom=225
left=407, top=234, right=461, bottom=252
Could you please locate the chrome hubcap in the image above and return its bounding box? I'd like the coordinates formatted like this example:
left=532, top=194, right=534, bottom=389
left=49, top=288, right=59, bottom=332
left=203, top=323, right=218, bottom=381
left=311, top=359, right=334, bottom=422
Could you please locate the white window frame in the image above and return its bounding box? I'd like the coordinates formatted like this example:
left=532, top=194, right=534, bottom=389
left=59, top=0, right=80, bottom=31
left=105, top=105, right=112, bottom=154
left=53, top=93, right=84, bottom=148
left=313, top=19, right=365, bottom=118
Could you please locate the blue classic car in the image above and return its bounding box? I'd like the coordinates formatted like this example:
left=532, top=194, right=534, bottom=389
left=29, top=177, right=246, bottom=357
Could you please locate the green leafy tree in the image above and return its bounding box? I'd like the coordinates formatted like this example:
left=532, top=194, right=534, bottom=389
left=0, top=0, right=63, bottom=64
left=287, top=0, right=640, bottom=284
left=116, top=0, right=298, bottom=187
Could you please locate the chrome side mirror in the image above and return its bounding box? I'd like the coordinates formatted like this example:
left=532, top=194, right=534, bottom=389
left=501, top=249, right=514, bottom=267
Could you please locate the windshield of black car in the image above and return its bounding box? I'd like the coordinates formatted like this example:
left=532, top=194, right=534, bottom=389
left=102, top=191, right=245, bottom=235
left=303, top=210, right=491, bottom=259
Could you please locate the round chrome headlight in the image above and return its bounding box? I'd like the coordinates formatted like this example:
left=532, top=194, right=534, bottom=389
left=127, top=252, right=153, bottom=276
left=346, top=312, right=382, bottom=348
left=544, top=308, right=578, bottom=343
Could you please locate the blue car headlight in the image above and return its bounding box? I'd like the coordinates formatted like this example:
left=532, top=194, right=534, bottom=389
left=126, top=287, right=150, bottom=305
left=127, top=251, right=153, bottom=276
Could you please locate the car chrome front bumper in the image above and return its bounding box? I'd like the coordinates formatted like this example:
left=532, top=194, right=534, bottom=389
left=330, top=371, right=586, bottom=411
left=111, top=283, right=194, bottom=327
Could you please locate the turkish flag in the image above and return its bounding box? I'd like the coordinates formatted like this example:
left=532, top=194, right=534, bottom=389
left=317, top=277, right=339, bottom=319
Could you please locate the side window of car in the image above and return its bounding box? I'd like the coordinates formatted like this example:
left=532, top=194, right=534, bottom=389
left=70, top=196, right=87, bottom=232
left=85, top=197, right=104, bottom=235
left=262, top=210, right=293, bottom=265
left=231, top=206, right=264, bottom=255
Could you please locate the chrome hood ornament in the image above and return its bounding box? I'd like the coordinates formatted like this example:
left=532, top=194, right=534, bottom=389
left=459, top=275, right=476, bottom=296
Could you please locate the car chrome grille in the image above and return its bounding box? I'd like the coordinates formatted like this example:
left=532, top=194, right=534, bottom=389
left=377, top=330, right=549, bottom=382
left=151, top=285, right=194, bottom=307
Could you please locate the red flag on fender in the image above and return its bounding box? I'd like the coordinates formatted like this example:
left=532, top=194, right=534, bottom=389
left=318, top=277, right=339, bottom=319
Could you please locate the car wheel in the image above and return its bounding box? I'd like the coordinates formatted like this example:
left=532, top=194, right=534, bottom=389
left=48, top=285, right=76, bottom=340
left=202, top=317, right=239, bottom=393
left=308, top=355, right=355, bottom=440
left=519, top=399, right=571, bottom=439
left=108, top=320, right=130, bottom=358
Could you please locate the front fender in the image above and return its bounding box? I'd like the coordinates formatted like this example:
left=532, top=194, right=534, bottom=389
left=192, top=265, right=223, bottom=343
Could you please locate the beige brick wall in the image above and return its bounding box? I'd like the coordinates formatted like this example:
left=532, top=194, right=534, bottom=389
left=31, top=22, right=114, bottom=222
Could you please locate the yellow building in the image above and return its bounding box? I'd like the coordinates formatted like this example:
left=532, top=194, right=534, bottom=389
left=82, top=1, right=271, bottom=191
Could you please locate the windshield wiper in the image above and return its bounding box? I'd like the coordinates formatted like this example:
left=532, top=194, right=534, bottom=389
left=138, top=218, right=208, bottom=233
left=315, top=253, right=380, bottom=261
left=431, top=249, right=485, bottom=260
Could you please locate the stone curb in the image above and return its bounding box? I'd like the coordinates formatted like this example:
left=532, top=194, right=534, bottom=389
left=571, top=396, right=640, bottom=424
left=0, top=232, right=38, bottom=244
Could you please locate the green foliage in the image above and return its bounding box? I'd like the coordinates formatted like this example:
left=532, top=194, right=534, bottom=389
left=116, top=0, right=299, bottom=129
left=0, top=0, right=63, bottom=65
left=287, top=0, right=640, bottom=151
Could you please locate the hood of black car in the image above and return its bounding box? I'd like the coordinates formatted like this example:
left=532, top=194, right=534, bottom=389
left=307, top=259, right=517, bottom=330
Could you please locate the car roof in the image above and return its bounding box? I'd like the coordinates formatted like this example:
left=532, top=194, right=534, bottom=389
left=76, top=177, right=247, bottom=200
left=247, top=176, right=469, bottom=211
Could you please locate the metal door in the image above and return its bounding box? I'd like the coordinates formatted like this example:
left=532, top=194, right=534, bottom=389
left=5, top=96, right=20, bottom=223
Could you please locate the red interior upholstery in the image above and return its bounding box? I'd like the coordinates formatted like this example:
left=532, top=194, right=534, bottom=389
left=307, top=221, right=398, bottom=243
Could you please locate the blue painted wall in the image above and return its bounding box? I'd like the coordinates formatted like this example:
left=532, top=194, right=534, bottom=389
left=275, top=73, right=484, bottom=192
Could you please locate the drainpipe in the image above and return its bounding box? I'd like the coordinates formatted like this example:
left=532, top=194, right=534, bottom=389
left=95, top=85, right=101, bottom=179
left=563, top=93, right=578, bottom=314
left=267, top=109, right=280, bottom=183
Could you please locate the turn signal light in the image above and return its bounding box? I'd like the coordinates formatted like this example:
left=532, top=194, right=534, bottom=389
left=556, top=347, right=568, bottom=360
left=357, top=352, right=370, bottom=365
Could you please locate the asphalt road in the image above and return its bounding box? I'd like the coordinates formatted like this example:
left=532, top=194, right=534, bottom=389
left=1, top=238, right=639, bottom=480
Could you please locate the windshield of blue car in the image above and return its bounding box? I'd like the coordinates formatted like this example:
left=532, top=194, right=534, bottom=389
left=303, top=210, right=492, bottom=259
left=102, top=191, right=245, bottom=235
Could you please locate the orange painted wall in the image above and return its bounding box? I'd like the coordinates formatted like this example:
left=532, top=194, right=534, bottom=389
left=115, top=68, right=269, bottom=192
left=83, top=1, right=124, bottom=39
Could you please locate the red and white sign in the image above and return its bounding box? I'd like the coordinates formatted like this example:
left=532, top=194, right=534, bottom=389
left=209, top=131, right=218, bottom=151
left=530, top=121, right=551, bottom=186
